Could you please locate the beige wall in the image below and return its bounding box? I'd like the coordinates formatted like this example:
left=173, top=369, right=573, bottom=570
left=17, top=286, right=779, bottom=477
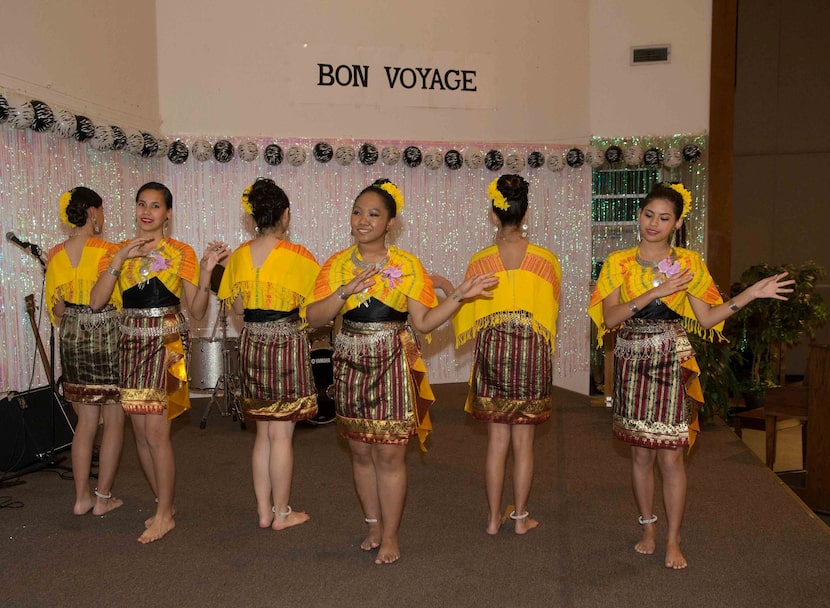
left=0, top=0, right=160, bottom=130
left=733, top=0, right=830, bottom=369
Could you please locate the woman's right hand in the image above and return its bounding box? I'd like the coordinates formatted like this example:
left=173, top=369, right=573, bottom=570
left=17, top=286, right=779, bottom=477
left=340, top=267, right=379, bottom=298
left=652, top=268, right=694, bottom=299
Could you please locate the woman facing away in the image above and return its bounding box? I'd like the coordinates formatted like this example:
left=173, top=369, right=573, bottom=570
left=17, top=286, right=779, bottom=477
left=91, top=181, right=229, bottom=543
left=452, top=174, right=561, bottom=535
left=588, top=182, right=793, bottom=569
left=217, top=178, right=320, bottom=530
left=45, top=186, right=125, bottom=516
left=304, top=178, right=496, bottom=565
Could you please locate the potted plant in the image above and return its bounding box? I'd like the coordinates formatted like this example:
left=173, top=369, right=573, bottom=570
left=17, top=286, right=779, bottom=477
left=725, top=261, right=827, bottom=405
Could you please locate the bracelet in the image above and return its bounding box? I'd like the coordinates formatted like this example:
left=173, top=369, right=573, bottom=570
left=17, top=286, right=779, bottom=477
left=337, top=287, right=348, bottom=300
left=201, top=285, right=210, bottom=293
left=450, top=291, right=463, bottom=302
left=728, top=299, right=740, bottom=312
left=629, top=302, right=639, bottom=314
left=106, top=266, right=120, bottom=278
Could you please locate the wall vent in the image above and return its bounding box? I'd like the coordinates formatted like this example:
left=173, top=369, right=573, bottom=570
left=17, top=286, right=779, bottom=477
left=631, top=45, right=670, bottom=65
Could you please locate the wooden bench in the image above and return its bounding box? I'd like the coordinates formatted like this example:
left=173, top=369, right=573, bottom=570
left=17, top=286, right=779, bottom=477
left=732, top=404, right=806, bottom=470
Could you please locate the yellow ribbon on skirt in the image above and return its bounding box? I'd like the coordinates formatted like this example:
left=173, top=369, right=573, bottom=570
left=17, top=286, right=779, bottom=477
left=163, top=325, right=191, bottom=421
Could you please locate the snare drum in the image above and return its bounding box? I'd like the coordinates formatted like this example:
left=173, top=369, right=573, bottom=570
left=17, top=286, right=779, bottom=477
left=309, top=347, right=335, bottom=424
left=189, top=337, right=239, bottom=390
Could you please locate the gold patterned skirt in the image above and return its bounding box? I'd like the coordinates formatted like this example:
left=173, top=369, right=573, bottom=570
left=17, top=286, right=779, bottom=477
left=612, top=318, right=699, bottom=449
left=59, top=305, right=120, bottom=406
left=333, top=320, right=434, bottom=447
left=466, top=317, right=553, bottom=425
left=239, top=317, right=317, bottom=422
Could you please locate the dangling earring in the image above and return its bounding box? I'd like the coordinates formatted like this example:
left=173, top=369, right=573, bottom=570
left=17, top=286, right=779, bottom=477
left=92, top=216, right=100, bottom=235
left=521, top=223, right=528, bottom=239
left=163, top=219, right=169, bottom=237
left=637, top=226, right=642, bottom=243
left=668, top=229, right=675, bottom=245
left=255, top=225, right=260, bottom=234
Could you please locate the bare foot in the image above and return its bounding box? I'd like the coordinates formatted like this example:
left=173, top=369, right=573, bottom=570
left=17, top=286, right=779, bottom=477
left=271, top=506, right=310, bottom=531
left=258, top=507, right=275, bottom=529
left=665, top=540, right=687, bottom=569
left=514, top=515, right=539, bottom=535
left=73, top=494, right=95, bottom=516
left=92, top=494, right=124, bottom=516
left=145, top=505, right=176, bottom=528
left=635, top=522, right=657, bottom=554
left=361, top=519, right=382, bottom=550
left=138, top=514, right=175, bottom=544
left=375, top=539, right=400, bottom=565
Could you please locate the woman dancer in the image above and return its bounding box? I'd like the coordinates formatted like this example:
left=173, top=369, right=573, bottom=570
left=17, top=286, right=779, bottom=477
left=305, top=178, right=495, bottom=564
left=217, top=178, right=320, bottom=530
left=588, top=182, right=793, bottom=569
left=453, top=175, right=561, bottom=535
left=45, top=186, right=124, bottom=516
left=91, top=181, right=229, bottom=543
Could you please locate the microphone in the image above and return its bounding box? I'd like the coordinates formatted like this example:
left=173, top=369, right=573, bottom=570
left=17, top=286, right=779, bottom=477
left=6, top=231, right=43, bottom=258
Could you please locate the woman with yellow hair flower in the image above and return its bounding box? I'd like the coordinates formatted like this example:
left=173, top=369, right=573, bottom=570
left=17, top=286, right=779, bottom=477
left=45, top=186, right=125, bottom=517
left=305, top=178, right=496, bottom=565
left=588, top=181, right=794, bottom=570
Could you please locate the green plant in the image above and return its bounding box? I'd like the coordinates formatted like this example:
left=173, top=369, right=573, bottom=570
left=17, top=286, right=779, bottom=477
left=725, top=261, right=827, bottom=395
left=688, top=333, right=742, bottom=419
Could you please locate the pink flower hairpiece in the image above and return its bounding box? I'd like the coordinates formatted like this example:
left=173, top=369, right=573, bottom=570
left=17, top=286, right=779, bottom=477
left=658, top=257, right=681, bottom=278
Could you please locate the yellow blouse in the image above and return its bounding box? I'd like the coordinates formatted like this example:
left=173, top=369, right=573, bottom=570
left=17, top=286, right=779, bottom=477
left=217, top=240, right=320, bottom=317
left=101, top=237, right=199, bottom=299
left=453, top=243, right=561, bottom=349
left=45, top=237, right=120, bottom=324
left=588, top=246, right=724, bottom=344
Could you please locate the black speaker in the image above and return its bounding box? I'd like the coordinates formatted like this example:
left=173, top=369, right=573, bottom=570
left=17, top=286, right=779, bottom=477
left=0, top=387, right=75, bottom=473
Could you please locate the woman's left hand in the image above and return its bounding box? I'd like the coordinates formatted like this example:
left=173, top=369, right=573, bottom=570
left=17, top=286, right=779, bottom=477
left=456, top=273, right=498, bottom=300
left=749, top=271, right=795, bottom=300
left=201, top=241, right=231, bottom=269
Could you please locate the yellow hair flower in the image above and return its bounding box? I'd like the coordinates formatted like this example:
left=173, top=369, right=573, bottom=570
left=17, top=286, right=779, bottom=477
left=667, top=183, right=692, bottom=218
left=59, top=191, right=73, bottom=226
left=488, top=178, right=509, bottom=211
left=379, top=182, right=404, bottom=214
left=240, top=184, right=254, bottom=215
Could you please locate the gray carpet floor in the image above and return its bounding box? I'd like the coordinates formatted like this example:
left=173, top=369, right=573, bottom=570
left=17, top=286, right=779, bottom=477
left=2, top=384, right=829, bottom=608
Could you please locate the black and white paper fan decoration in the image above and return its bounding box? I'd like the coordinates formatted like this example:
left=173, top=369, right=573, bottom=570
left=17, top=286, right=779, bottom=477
left=403, top=146, right=422, bottom=168
left=313, top=142, right=334, bottom=163
left=358, top=143, right=379, bottom=165
left=444, top=149, right=463, bottom=170
left=51, top=108, right=76, bottom=138
left=465, top=149, right=484, bottom=169
left=335, top=145, right=355, bottom=166
left=29, top=100, right=54, bottom=132
left=565, top=148, right=585, bottom=168
left=605, top=145, right=623, bottom=164
left=89, top=125, right=116, bottom=151
left=286, top=145, right=307, bottom=166
left=167, top=139, right=189, bottom=164
left=585, top=148, right=605, bottom=169
left=682, top=144, right=701, bottom=162
left=423, top=148, right=444, bottom=170
left=624, top=145, right=644, bottom=166
left=505, top=152, right=525, bottom=173
left=527, top=151, right=545, bottom=169
left=484, top=150, right=504, bottom=171
left=663, top=147, right=682, bottom=168
left=111, top=125, right=127, bottom=150
left=0, top=94, right=8, bottom=123
left=192, top=138, right=213, bottom=161
left=74, top=115, right=96, bottom=142
left=546, top=152, right=565, bottom=172
left=141, top=132, right=159, bottom=157
left=213, top=139, right=235, bottom=163
left=643, top=147, right=662, bottom=167
left=381, top=146, right=400, bottom=165
left=264, top=143, right=284, bottom=166
left=238, top=140, right=259, bottom=162
left=7, top=97, right=35, bottom=129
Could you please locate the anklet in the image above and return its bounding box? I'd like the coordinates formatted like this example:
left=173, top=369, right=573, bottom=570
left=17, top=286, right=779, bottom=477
left=364, top=517, right=378, bottom=524
left=94, top=489, right=112, bottom=500
left=277, top=505, right=292, bottom=517
left=638, top=514, right=658, bottom=525
left=509, top=510, right=529, bottom=520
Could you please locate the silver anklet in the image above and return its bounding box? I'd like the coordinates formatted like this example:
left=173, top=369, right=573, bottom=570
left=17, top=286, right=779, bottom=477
left=638, top=514, right=658, bottom=525
left=364, top=517, right=378, bottom=524
left=509, top=510, right=529, bottom=520
left=277, top=505, right=292, bottom=517
left=94, top=489, right=112, bottom=500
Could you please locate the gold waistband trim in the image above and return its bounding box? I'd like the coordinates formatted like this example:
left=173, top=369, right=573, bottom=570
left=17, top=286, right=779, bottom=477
left=122, top=305, right=181, bottom=318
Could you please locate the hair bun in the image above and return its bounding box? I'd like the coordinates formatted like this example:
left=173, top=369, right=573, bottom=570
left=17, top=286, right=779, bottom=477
left=498, top=174, right=529, bottom=202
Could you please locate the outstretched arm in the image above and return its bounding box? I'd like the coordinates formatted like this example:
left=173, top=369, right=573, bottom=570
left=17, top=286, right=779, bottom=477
left=305, top=267, right=379, bottom=328
left=688, top=271, right=794, bottom=329
left=407, top=273, right=498, bottom=334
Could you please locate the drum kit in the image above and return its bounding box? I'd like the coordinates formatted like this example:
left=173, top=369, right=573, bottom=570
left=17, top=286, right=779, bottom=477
left=190, top=264, right=336, bottom=429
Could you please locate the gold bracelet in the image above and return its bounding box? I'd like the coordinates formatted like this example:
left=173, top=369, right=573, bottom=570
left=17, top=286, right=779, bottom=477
left=728, top=299, right=740, bottom=312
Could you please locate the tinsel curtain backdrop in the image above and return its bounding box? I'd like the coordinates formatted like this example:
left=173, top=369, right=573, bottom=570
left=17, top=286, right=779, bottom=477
left=0, top=124, right=706, bottom=396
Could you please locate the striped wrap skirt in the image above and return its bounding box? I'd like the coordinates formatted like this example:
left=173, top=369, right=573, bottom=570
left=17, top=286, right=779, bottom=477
left=466, top=317, right=553, bottom=425
left=59, top=305, right=120, bottom=406
left=238, top=317, right=317, bottom=422
left=119, top=306, right=191, bottom=418
left=612, top=318, right=696, bottom=449
left=333, top=320, right=433, bottom=445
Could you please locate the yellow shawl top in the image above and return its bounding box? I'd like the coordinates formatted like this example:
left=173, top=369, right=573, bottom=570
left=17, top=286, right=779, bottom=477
left=305, top=245, right=437, bottom=314
left=217, top=240, right=320, bottom=318
left=101, top=237, right=199, bottom=299
left=452, top=243, right=562, bottom=349
left=588, top=246, right=724, bottom=344
left=45, top=237, right=120, bottom=325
